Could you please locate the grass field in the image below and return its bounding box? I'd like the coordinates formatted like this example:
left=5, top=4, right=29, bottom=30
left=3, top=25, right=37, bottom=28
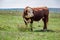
left=0, top=11, right=60, bottom=40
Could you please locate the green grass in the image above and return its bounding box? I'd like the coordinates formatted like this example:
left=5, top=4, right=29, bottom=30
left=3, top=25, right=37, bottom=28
left=0, top=12, right=60, bottom=40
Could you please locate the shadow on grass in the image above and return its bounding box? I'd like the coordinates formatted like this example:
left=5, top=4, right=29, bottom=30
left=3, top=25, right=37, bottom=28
left=0, top=27, right=6, bottom=30
left=34, top=29, right=55, bottom=32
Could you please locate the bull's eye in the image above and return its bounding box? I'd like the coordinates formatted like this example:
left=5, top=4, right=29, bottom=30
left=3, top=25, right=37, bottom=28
left=25, top=10, right=28, bottom=15
left=27, top=10, right=30, bottom=13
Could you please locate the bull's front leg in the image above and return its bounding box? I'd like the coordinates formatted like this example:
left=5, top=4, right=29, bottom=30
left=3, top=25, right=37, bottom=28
left=24, top=20, right=28, bottom=27
left=23, top=18, right=28, bottom=27
left=30, top=21, right=33, bottom=31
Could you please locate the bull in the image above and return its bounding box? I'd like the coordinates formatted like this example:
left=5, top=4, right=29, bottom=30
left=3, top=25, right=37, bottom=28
left=23, top=6, right=49, bottom=31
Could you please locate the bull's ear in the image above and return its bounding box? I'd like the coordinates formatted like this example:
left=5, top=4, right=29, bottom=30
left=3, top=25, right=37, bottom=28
left=23, top=9, right=28, bottom=18
left=24, top=9, right=27, bottom=14
left=22, top=9, right=26, bottom=17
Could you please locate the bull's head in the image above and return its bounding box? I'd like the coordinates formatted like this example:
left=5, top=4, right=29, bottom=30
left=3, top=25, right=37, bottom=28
left=24, top=6, right=34, bottom=18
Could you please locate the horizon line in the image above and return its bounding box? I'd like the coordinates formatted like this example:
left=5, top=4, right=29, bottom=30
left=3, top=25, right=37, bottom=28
left=0, top=7, right=60, bottom=9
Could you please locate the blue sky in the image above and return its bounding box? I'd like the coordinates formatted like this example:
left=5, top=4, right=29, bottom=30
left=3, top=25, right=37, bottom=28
left=0, top=0, right=60, bottom=8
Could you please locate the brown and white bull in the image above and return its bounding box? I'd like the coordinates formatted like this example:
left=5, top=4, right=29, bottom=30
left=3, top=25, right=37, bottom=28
left=23, top=6, right=49, bottom=31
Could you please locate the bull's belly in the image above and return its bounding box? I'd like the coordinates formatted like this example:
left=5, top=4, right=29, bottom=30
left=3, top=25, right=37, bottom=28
left=33, top=16, right=42, bottom=21
left=33, top=19, right=41, bottom=21
left=32, top=12, right=44, bottom=21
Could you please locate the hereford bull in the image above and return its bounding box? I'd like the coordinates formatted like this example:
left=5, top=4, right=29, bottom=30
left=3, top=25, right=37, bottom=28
left=23, top=6, right=49, bottom=31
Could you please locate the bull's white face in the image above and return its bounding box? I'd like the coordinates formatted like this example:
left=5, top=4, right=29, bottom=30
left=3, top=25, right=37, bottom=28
left=25, top=7, right=34, bottom=18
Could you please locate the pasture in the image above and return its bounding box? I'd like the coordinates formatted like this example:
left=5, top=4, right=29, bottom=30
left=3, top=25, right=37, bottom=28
left=0, top=10, right=60, bottom=40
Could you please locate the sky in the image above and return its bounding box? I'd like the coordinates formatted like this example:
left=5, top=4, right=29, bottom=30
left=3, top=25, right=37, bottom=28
left=0, top=0, right=60, bottom=8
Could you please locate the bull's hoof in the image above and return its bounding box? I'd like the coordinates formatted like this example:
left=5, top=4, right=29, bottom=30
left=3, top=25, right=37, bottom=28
left=43, top=29, right=47, bottom=31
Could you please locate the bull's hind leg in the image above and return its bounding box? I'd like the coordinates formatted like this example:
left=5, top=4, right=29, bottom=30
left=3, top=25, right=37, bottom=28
left=42, top=16, right=48, bottom=31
